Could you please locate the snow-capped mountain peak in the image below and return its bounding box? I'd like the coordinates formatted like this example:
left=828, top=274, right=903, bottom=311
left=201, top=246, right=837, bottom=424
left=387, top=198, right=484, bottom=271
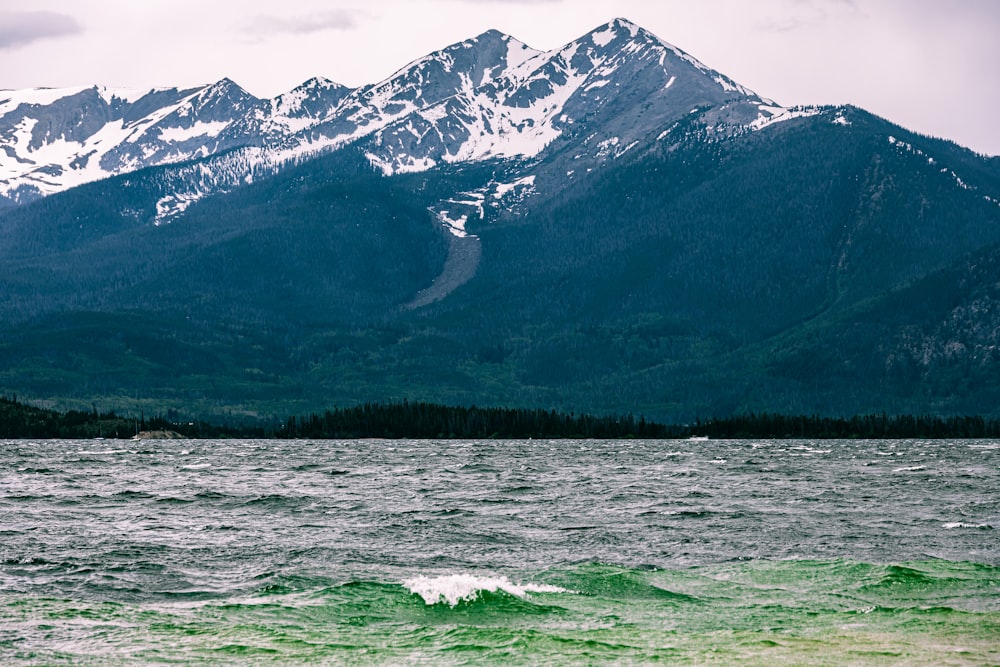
left=0, top=19, right=789, bottom=208
left=0, top=79, right=263, bottom=203
left=361, top=15, right=770, bottom=175
left=273, top=77, right=349, bottom=118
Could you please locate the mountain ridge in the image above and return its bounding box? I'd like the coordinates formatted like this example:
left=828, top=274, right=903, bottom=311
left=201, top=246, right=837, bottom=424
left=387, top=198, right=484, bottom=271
left=1, top=18, right=793, bottom=212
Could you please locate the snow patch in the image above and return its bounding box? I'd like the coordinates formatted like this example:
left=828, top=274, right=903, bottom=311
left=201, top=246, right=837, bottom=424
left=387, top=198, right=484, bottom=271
left=157, top=121, right=230, bottom=143
left=366, top=151, right=437, bottom=176
left=504, top=37, right=542, bottom=72
left=591, top=25, right=617, bottom=48
left=155, top=192, right=201, bottom=224
left=596, top=136, right=620, bottom=158
left=493, top=174, right=536, bottom=199
left=714, top=75, right=750, bottom=95
left=0, top=86, right=90, bottom=116
left=419, top=104, right=449, bottom=123
left=748, top=104, right=821, bottom=131
left=436, top=210, right=470, bottom=238
left=656, top=122, right=680, bottom=142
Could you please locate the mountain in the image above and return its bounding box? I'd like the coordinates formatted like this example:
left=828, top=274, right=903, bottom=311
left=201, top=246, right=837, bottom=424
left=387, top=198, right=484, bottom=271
left=0, top=19, right=784, bottom=212
left=0, top=81, right=244, bottom=204
left=357, top=19, right=769, bottom=174
left=1, top=19, right=999, bottom=421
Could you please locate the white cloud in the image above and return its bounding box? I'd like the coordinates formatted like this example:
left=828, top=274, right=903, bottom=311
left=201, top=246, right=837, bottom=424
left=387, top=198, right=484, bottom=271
left=755, top=0, right=862, bottom=33
left=241, top=9, right=362, bottom=38
left=0, top=10, right=82, bottom=49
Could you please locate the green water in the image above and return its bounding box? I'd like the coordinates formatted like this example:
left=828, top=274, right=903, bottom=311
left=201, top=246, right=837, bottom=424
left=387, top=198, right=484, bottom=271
left=1, top=438, right=997, bottom=664
left=6, top=561, right=998, bottom=665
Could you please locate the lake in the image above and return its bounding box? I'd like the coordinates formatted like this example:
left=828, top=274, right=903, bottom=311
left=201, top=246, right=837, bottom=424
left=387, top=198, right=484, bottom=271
left=1, top=438, right=997, bottom=665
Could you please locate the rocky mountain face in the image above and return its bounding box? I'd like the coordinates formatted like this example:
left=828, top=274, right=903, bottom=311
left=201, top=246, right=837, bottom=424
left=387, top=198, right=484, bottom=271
left=1, top=19, right=999, bottom=421
left=0, top=80, right=253, bottom=205
left=1, top=19, right=787, bottom=212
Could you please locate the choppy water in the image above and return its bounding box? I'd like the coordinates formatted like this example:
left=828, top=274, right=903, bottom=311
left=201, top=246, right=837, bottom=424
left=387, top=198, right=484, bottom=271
left=1, top=438, right=998, bottom=665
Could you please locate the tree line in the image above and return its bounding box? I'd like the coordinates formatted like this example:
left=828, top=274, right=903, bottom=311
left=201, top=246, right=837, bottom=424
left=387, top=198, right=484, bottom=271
left=3, top=395, right=1000, bottom=440
left=280, top=401, right=666, bottom=439
left=691, top=412, right=1000, bottom=440
left=0, top=395, right=261, bottom=440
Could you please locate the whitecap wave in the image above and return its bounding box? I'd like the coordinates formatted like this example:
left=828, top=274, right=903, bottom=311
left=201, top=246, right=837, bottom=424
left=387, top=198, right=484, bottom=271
left=790, top=445, right=831, bottom=454
left=942, top=522, right=992, bottom=530
left=892, top=465, right=926, bottom=472
left=403, top=574, right=571, bottom=606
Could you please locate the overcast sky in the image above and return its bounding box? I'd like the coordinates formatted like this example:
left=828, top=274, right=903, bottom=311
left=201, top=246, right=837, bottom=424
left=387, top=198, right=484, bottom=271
left=1, top=0, right=997, bottom=155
